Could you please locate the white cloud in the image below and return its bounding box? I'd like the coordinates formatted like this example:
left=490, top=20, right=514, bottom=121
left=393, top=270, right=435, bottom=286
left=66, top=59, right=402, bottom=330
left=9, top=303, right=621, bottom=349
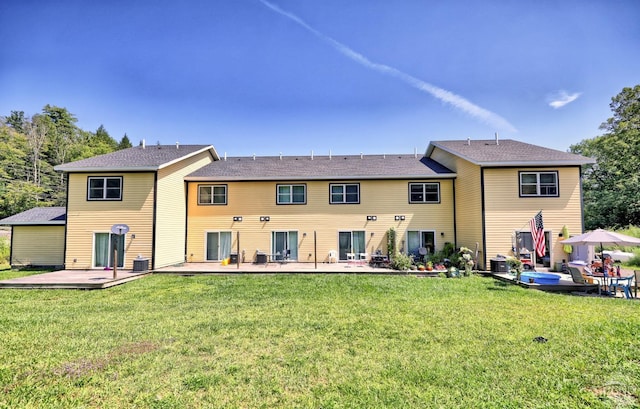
left=548, top=90, right=582, bottom=109
left=259, top=0, right=517, bottom=133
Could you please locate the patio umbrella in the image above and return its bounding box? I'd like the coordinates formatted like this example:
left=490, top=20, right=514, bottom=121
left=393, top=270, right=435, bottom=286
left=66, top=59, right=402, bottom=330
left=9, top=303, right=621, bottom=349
left=560, top=229, right=640, bottom=263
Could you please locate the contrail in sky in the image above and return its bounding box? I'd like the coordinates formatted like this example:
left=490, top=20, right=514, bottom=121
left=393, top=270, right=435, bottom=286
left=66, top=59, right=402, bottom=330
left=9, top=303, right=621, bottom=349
left=259, top=0, right=517, bottom=133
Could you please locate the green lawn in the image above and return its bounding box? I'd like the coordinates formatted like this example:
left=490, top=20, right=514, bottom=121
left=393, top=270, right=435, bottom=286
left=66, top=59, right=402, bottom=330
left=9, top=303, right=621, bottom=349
left=1, top=273, right=638, bottom=408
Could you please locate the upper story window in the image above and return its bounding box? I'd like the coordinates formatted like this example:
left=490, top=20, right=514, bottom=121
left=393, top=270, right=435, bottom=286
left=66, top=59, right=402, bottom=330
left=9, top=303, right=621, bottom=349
left=88, top=176, right=122, bottom=201
left=330, top=183, right=360, bottom=204
left=519, top=172, right=559, bottom=197
left=277, top=184, right=306, bottom=204
left=199, top=184, right=227, bottom=205
left=409, top=182, right=440, bottom=203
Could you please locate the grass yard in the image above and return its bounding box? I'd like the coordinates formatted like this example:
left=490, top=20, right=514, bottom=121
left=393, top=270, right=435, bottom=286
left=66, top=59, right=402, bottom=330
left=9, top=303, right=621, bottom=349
left=1, top=273, right=639, bottom=408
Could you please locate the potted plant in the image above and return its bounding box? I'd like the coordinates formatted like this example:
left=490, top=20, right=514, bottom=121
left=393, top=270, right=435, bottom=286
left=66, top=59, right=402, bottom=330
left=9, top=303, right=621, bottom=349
left=417, top=263, right=425, bottom=271
left=426, top=261, right=433, bottom=271
left=506, top=257, right=524, bottom=282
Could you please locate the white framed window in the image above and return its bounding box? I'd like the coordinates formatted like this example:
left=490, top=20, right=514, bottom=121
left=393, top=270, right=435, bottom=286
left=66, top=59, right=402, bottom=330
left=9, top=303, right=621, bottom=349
left=409, top=182, right=440, bottom=203
left=87, top=176, right=122, bottom=201
left=199, top=184, right=227, bottom=205
left=519, top=172, right=558, bottom=197
left=277, top=184, right=306, bottom=204
left=330, top=183, right=360, bottom=204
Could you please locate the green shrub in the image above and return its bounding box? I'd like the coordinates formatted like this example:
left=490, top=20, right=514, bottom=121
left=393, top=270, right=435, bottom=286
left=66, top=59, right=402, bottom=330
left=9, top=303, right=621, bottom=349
left=0, top=237, right=9, bottom=266
left=391, top=252, right=412, bottom=271
left=386, top=228, right=396, bottom=257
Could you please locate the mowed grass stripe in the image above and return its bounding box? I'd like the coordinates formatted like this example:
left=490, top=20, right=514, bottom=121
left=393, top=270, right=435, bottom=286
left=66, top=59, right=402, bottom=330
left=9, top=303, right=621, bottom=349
left=0, top=273, right=638, bottom=408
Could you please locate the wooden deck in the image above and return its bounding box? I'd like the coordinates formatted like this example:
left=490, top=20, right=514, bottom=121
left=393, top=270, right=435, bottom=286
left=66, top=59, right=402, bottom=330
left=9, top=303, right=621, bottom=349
left=0, top=270, right=150, bottom=290
left=488, top=271, right=602, bottom=294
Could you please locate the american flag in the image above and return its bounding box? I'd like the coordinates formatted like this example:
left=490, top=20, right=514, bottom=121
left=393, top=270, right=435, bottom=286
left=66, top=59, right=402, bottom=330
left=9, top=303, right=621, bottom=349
left=529, top=211, right=545, bottom=258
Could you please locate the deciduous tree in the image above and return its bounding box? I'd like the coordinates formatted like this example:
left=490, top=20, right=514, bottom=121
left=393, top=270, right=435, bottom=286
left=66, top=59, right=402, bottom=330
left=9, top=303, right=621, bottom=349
left=570, top=85, right=640, bottom=229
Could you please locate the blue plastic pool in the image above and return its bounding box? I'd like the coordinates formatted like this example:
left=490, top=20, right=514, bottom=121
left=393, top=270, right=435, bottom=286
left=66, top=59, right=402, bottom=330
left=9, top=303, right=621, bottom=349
left=520, top=272, right=561, bottom=285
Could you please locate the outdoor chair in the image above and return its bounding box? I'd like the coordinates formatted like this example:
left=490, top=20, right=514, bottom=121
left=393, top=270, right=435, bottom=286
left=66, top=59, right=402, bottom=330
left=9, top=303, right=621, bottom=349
left=567, top=266, right=600, bottom=295
left=610, top=274, right=634, bottom=299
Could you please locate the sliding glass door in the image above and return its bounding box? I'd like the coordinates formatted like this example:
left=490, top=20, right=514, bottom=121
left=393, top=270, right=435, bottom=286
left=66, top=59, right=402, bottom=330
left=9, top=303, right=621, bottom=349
left=94, top=233, right=125, bottom=268
left=272, top=231, right=298, bottom=261
left=407, top=230, right=435, bottom=259
left=206, top=231, right=232, bottom=261
left=338, top=231, right=365, bottom=261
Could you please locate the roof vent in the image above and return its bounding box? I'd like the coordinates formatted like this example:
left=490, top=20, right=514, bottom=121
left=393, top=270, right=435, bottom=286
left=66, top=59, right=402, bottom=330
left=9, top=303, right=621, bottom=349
left=142, top=139, right=146, bottom=149
left=360, top=152, right=363, bottom=159
left=253, top=154, right=256, bottom=161
left=224, top=152, right=227, bottom=161
left=176, top=142, right=179, bottom=149
left=414, top=147, right=417, bottom=158
left=311, top=150, right=314, bottom=160
left=279, top=152, right=282, bottom=160
left=495, top=132, right=499, bottom=145
left=467, top=137, right=471, bottom=146
left=329, top=149, right=332, bottom=160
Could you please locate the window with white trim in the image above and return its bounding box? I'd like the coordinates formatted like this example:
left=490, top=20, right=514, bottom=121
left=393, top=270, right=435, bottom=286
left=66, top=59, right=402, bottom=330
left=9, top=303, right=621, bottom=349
left=409, top=182, right=440, bottom=203
left=277, top=184, right=306, bottom=204
left=198, top=185, right=227, bottom=205
left=330, top=183, right=360, bottom=204
left=88, top=177, right=122, bottom=200
left=519, top=172, right=558, bottom=197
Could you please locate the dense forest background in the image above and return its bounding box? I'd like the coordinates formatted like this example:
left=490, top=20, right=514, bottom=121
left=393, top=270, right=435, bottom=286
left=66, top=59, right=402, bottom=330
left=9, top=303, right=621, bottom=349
left=1, top=85, right=639, bottom=230
left=0, top=105, right=131, bottom=219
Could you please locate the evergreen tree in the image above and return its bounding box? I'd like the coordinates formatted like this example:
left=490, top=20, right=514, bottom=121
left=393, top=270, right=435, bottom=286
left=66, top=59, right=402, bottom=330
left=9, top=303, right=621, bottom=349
left=118, top=133, right=133, bottom=150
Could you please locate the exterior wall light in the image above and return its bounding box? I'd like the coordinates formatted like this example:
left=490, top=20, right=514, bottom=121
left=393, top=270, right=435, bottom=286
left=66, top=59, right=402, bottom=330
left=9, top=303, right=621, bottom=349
left=260, top=216, right=270, bottom=222
left=233, top=216, right=243, bottom=222
left=366, top=215, right=377, bottom=221
left=394, top=215, right=405, bottom=221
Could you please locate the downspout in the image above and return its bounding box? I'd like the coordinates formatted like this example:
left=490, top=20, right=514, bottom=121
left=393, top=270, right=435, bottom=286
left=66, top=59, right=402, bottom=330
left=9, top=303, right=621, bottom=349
left=151, top=172, right=158, bottom=270
left=184, top=180, right=189, bottom=263
left=579, top=166, right=586, bottom=232
left=480, top=168, right=487, bottom=270
left=62, top=172, right=69, bottom=269
left=9, top=226, right=14, bottom=267
left=452, top=178, right=457, bottom=247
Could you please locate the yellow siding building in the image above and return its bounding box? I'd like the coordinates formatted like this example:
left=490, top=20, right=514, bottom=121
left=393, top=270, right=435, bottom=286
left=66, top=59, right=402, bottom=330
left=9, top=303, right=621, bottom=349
left=2, top=138, right=594, bottom=272
left=54, top=144, right=217, bottom=270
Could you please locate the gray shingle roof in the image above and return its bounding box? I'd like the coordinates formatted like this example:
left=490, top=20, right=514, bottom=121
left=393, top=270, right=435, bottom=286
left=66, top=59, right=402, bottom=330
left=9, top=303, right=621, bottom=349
left=187, top=154, right=454, bottom=181
left=54, top=145, right=217, bottom=172
left=0, top=207, right=66, bottom=225
left=427, top=139, right=595, bottom=166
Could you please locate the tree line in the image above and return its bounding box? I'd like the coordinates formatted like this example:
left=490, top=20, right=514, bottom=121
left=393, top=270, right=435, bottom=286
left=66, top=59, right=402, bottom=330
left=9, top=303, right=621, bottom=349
left=570, top=85, right=640, bottom=230
left=0, top=105, right=131, bottom=219
left=2, top=87, right=639, bottom=230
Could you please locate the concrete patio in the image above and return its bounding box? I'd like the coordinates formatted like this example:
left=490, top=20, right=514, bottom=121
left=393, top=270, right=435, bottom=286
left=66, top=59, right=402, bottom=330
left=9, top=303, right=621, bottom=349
left=0, top=269, right=150, bottom=290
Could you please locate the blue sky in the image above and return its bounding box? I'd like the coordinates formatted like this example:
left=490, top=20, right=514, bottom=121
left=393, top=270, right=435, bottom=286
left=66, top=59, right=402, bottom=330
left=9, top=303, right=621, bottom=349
left=1, top=0, right=638, bottom=156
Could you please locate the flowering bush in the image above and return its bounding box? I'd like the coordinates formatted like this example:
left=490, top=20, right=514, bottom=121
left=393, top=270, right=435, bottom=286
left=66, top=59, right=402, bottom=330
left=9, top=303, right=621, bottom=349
left=458, top=247, right=475, bottom=276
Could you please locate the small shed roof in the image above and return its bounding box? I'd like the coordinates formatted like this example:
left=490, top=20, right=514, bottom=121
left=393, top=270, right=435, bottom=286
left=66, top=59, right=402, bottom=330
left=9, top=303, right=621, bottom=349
left=0, top=207, right=66, bottom=225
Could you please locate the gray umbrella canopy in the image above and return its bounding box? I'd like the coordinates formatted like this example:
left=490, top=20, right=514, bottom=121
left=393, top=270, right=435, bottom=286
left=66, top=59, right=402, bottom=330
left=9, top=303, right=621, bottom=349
left=561, top=229, right=640, bottom=263
left=561, top=229, right=640, bottom=247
